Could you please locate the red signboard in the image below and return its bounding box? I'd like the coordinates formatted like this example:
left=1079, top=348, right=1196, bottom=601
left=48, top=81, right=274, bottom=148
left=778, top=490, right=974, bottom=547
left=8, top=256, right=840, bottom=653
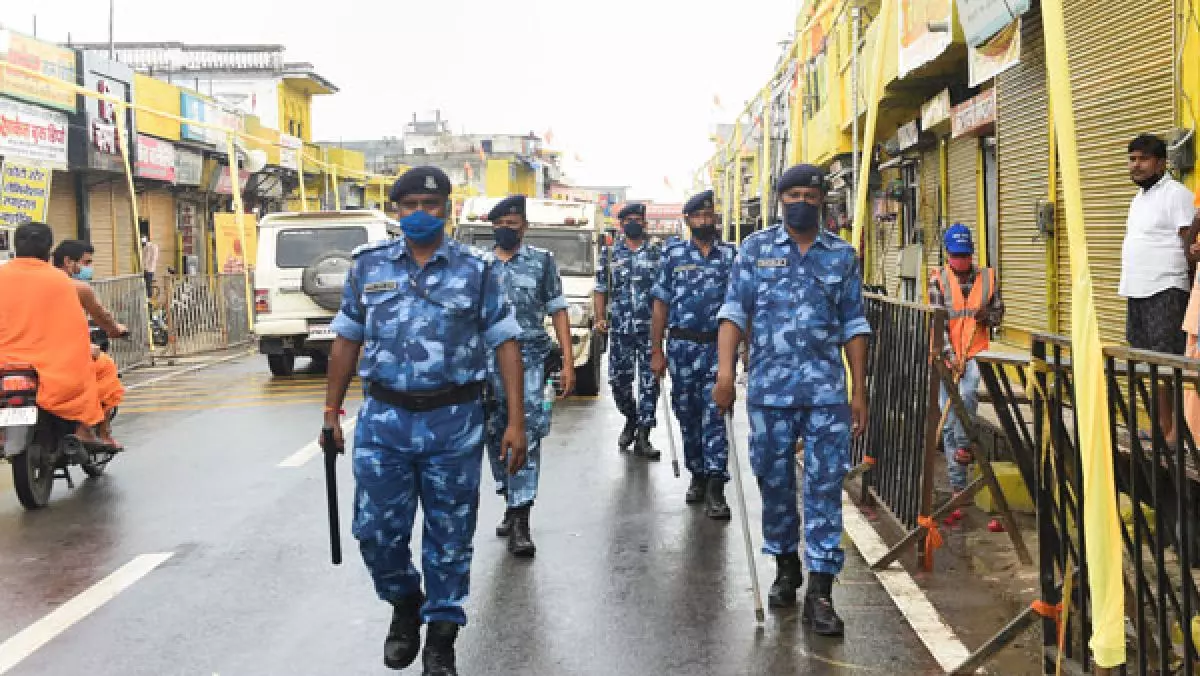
left=135, top=134, right=176, bottom=182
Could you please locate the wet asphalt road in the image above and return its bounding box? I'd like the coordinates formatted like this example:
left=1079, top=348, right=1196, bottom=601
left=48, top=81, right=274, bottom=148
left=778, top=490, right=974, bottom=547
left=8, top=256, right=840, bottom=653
left=0, top=355, right=941, bottom=675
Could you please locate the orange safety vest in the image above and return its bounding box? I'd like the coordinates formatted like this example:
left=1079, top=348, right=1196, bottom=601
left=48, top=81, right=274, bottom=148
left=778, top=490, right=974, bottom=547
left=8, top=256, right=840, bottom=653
left=933, top=266, right=996, bottom=364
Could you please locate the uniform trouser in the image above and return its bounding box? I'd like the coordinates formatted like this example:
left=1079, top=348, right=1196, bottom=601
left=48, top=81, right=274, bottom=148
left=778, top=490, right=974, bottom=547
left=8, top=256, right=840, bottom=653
left=939, top=357, right=980, bottom=492
left=352, top=397, right=484, bottom=626
left=486, top=345, right=551, bottom=508
left=747, top=403, right=851, bottom=575
left=666, top=338, right=729, bottom=481
left=609, top=330, right=658, bottom=428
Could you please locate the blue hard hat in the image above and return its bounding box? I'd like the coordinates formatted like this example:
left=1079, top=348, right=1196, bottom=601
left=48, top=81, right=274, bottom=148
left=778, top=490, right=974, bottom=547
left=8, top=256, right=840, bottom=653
left=943, top=223, right=974, bottom=255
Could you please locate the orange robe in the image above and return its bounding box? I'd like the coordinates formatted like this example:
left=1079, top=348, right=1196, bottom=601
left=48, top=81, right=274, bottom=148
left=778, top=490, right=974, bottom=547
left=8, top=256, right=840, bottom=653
left=94, top=353, right=124, bottom=412
left=0, top=258, right=103, bottom=425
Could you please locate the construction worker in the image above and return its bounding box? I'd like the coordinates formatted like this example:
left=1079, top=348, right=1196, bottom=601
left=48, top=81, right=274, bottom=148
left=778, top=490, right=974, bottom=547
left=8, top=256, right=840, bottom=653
left=713, top=164, right=871, bottom=636
left=650, top=190, right=736, bottom=519
left=595, top=203, right=663, bottom=459
left=322, top=167, right=527, bottom=675
left=483, top=194, right=575, bottom=558
left=928, top=223, right=1004, bottom=523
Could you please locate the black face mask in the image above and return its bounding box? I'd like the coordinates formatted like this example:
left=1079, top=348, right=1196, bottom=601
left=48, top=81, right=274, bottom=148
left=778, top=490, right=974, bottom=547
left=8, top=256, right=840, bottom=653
left=1135, top=172, right=1166, bottom=191
left=493, top=227, right=522, bottom=251
left=784, top=201, right=820, bottom=234
left=623, top=221, right=645, bottom=240
left=691, top=225, right=718, bottom=242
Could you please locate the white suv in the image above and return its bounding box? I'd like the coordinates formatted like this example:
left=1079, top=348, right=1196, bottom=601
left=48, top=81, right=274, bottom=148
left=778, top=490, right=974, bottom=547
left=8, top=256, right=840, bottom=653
left=254, top=210, right=396, bottom=376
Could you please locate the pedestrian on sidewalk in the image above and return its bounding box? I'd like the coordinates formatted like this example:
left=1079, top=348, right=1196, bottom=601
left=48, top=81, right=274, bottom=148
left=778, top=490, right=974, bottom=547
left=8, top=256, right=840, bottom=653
left=321, top=167, right=527, bottom=676
left=483, top=194, right=576, bottom=558
left=927, top=224, right=1004, bottom=523
left=595, top=203, right=664, bottom=459
left=1178, top=189, right=1200, bottom=436
left=1120, top=133, right=1196, bottom=443
left=649, top=189, right=736, bottom=519
left=713, top=164, right=871, bottom=636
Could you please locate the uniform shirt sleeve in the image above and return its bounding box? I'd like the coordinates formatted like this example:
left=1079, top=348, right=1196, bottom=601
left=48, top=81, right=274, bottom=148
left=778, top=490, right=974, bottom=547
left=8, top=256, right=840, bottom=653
left=480, top=260, right=522, bottom=349
left=838, top=254, right=872, bottom=343
left=594, top=244, right=610, bottom=293
left=541, top=252, right=569, bottom=315
left=330, top=260, right=366, bottom=342
left=650, top=251, right=672, bottom=304
left=717, top=246, right=754, bottom=332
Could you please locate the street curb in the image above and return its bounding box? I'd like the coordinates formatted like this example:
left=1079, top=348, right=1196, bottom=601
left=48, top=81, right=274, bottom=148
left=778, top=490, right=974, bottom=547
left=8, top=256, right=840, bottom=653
left=124, top=349, right=254, bottom=392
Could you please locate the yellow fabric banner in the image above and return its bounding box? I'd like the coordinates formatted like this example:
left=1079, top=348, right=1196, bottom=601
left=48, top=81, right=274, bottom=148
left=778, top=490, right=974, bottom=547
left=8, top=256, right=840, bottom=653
left=1039, top=0, right=1126, bottom=667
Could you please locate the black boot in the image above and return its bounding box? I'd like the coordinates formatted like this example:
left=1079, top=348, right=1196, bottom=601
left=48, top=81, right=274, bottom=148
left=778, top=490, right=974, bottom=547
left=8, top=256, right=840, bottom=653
left=508, top=505, right=536, bottom=558
left=767, top=552, right=804, bottom=608
left=803, top=572, right=845, bottom=636
left=685, top=475, right=707, bottom=504
left=618, top=418, right=637, bottom=451
left=495, top=508, right=514, bottom=537
left=704, top=478, right=731, bottom=520
left=383, top=593, right=424, bottom=670
left=422, top=621, right=459, bottom=676
left=633, top=427, right=661, bottom=461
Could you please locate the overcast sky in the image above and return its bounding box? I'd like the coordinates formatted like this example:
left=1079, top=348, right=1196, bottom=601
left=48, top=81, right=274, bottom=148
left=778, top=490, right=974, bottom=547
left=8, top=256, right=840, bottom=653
left=4, top=0, right=800, bottom=201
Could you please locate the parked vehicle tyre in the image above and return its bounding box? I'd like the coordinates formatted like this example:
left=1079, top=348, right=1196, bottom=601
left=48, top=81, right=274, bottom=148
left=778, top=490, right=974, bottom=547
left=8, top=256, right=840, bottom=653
left=12, top=431, right=54, bottom=509
left=268, top=353, right=296, bottom=377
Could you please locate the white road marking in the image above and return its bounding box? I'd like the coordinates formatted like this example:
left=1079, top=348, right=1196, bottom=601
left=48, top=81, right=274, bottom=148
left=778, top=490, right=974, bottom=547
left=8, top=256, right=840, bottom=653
left=278, top=419, right=356, bottom=468
left=124, top=351, right=251, bottom=392
left=840, top=492, right=974, bottom=674
left=0, top=552, right=174, bottom=674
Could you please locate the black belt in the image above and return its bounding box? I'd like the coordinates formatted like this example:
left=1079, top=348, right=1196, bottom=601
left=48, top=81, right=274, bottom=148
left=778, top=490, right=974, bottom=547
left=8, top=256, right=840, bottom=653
left=368, top=381, right=484, bottom=412
left=669, top=328, right=718, bottom=344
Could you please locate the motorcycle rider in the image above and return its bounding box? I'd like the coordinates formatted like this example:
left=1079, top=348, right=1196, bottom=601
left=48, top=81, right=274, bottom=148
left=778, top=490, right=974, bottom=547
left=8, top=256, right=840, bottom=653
left=0, top=223, right=115, bottom=453
left=53, top=240, right=128, bottom=447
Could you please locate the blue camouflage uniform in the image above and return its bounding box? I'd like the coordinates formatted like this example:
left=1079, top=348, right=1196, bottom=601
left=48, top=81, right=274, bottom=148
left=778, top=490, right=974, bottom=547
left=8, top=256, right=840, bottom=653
left=717, top=226, right=871, bottom=575
left=331, top=235, right=521, bottom=626
left=595, top=238, right=661, bottom=427
left=651, top=238, right=736, bottom=482
left=484, top=244, right=568, bottom=508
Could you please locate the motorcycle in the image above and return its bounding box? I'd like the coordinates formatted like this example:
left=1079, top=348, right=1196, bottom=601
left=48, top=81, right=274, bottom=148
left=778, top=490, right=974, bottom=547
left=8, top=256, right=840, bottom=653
left=0, top=329, right=124, bottom=510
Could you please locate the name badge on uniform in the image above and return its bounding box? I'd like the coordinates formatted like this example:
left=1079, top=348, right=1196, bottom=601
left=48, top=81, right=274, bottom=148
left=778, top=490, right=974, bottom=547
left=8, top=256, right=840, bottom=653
left=756, top=258, right=788, bottom=268
left=675, top=264, right=699, bottom=273
left=364, top=280, right=398, bottom=293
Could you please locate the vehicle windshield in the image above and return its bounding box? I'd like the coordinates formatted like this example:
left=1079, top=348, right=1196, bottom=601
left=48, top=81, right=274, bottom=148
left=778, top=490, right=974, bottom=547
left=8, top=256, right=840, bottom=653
left=466, top=229, right=595, bottom=276
left=275, top=227, right=369, bottom=268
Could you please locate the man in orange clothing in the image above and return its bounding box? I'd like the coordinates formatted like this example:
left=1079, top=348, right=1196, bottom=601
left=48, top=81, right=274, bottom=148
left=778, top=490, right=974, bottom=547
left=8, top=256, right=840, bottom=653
left=53, top=240, right=127, bottom=446
left=0, top=223, right=114, bottom=451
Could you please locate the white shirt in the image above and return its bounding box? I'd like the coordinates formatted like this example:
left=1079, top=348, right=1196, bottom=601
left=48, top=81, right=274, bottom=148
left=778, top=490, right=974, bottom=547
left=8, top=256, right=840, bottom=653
left=142, top=239, right=160, bottom=274
left=1119, top=174, right=1196, bottom=298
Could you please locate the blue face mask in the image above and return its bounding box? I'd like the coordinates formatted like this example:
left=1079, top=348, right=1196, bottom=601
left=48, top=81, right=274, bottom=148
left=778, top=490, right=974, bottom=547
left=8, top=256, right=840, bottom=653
left=622, top=221, right=645, bottom=240
left=74, top=265, right=94, bottom=281
left=399, top=210, right=446, bottom=245
left=493, top=227, right=522, bottom=251
left=784, top=201, right=820, bottom=234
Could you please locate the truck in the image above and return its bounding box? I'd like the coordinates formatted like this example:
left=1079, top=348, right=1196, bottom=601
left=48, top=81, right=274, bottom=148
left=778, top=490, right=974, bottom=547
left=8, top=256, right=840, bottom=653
left=455, top=197, right=604, bottom=396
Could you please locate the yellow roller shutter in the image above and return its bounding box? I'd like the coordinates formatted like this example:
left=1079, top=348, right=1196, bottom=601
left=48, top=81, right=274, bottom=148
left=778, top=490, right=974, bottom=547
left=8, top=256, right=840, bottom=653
left=1056, top=0, right=1175, bottom=344
left=139, top=189, right=177, bottom=276
left=947, top=137, right=978, bottom=236
left=88, top=181, right=137, bottom=278
left=46, top=171, right=76, bottom=245
left=919, top=147, right=943, bottom=274
left=996, top=10, right=1050, bottom=342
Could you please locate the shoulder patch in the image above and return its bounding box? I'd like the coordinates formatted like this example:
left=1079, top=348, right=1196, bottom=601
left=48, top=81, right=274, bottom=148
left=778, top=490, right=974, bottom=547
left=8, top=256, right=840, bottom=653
left=351, top=239, right=392, bottom=259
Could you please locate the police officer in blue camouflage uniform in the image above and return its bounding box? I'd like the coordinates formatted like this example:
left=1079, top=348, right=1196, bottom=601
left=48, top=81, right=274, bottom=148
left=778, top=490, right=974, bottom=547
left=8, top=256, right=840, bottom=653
left=594, top=203, right=663, bottom=459
left=483, top=194, right=575, bottom=558
left=714, top=164, right=871, bottom=636
left=649, top=190, right=735, bottom=519
left=322, top=167, right=528, bottom=675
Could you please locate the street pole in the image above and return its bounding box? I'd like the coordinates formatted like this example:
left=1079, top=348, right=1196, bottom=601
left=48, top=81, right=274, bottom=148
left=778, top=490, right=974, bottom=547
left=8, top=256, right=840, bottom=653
left=851, top=5, right=861, bottom=227
left=108, top=0, right=115, bottom=60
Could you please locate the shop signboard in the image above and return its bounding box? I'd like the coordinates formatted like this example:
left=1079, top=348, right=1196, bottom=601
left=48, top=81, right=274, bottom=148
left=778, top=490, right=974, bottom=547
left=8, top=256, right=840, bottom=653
left=897, top=120, right=921, bottom=151
left=213, top=166, right=251, bottom=195
left=135, top=134, right=176, bottom=182
left=968, top=18, right=1022, bottom=86
left=956, top=0, right=1030, bottom=47
left=180, top=91, right=242, bottom=148
left=213, top=212, right=258, bottom=274
left=0, top=160, right=52, bottom=226
left=174, top=147, right=204, bottom=186
left=279, top=133, right=302, bottom=171
left=921, top=89, right=951, bottom=130
left=0, top=30, right=77, bottom=112
left=898, top=0, right=955, bottom=77
left=0, top=96, right=68, bottom=168
left=79, top=53, right=135, bottom=173
left=952, top=88, right=998, bottom=138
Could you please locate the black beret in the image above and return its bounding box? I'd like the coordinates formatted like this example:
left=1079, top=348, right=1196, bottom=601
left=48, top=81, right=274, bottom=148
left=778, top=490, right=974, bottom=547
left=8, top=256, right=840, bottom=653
left=618, top=203, right=646, bottom=220
left=777, top=164, right=825, bottom=192
left=683, top=190, right=715, bottom=216
left=389, top=166, right=451, bottom=201
left=487, top=195, right=526, bottom=222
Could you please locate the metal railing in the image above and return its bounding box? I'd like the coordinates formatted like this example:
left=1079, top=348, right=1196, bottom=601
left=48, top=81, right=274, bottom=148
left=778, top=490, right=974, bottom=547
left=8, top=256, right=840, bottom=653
left=161, top=274, right=252, bottom=357
left=92, top=275, right=152, bottom=372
